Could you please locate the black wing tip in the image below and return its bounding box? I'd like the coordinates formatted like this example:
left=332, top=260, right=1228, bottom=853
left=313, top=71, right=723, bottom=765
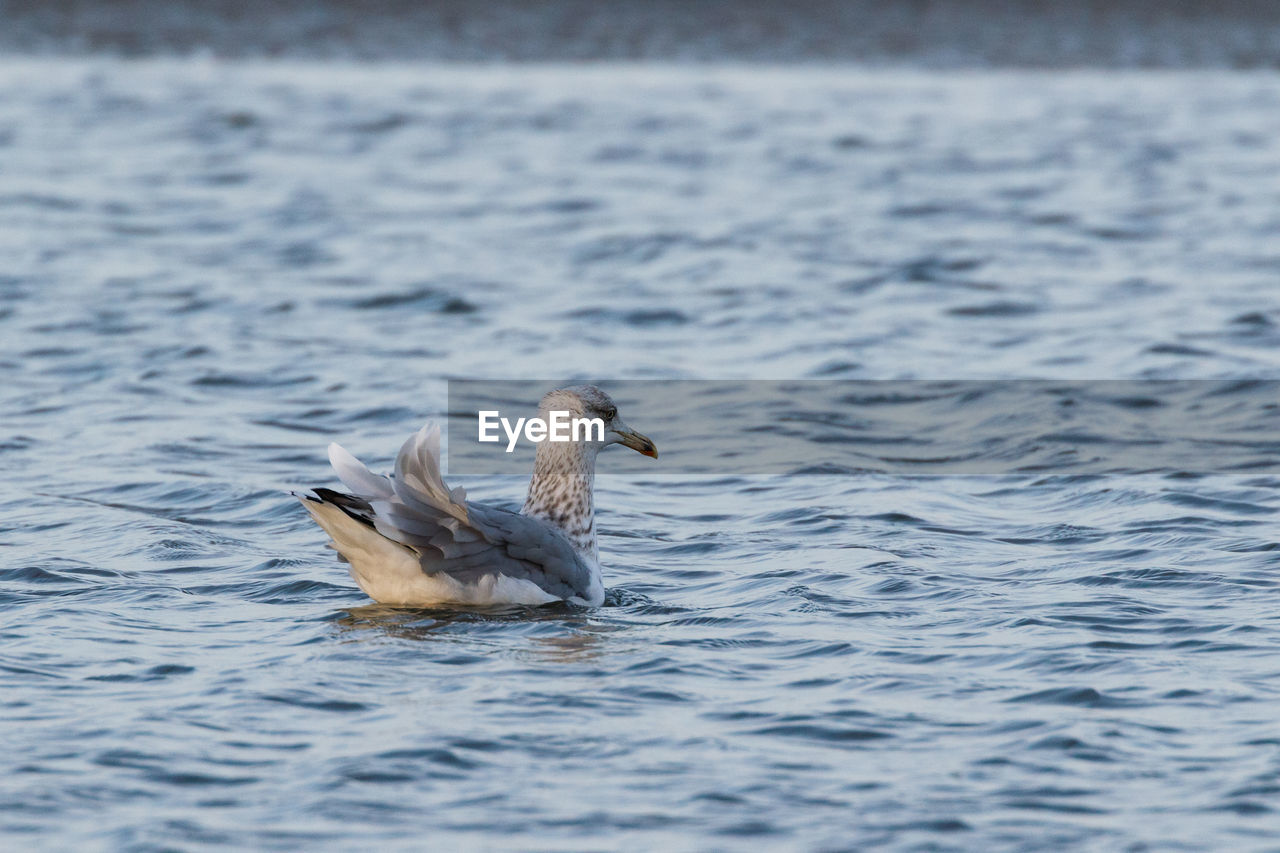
left=308, top=487, right=377, bottom=529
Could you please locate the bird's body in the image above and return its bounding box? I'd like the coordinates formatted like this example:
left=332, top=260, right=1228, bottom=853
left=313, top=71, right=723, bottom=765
left=298, top=386, right=656, bottom=607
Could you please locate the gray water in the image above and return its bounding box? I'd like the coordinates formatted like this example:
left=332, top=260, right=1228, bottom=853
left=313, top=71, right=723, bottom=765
left=4, top=59, right=1280, bottom=850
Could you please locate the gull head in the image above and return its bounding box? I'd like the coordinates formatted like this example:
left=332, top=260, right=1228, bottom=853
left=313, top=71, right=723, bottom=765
left=538, top=385, right=658, bottom=459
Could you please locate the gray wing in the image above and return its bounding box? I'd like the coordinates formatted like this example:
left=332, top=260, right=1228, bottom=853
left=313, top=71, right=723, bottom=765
left=325, top=424, right=594, bottom=601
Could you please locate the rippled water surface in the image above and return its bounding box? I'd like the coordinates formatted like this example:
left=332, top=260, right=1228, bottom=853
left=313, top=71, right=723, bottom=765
left=4, top=60, right=1280, bottom=850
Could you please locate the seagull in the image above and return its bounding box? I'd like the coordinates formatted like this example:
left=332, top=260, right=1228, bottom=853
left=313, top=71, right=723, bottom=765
left=298, top=385, right=657, bottom=607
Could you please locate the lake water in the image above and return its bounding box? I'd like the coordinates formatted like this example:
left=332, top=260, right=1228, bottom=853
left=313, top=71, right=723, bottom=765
left=3, top=59, right=1280, bottom=850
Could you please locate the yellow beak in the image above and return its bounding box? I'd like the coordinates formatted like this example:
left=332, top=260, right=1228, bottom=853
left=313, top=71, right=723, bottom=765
left=616, top=427, right=658, bottom=459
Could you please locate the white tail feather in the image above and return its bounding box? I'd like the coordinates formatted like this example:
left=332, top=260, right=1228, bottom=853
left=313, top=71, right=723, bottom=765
left=327, top=441, right=394, bottom=499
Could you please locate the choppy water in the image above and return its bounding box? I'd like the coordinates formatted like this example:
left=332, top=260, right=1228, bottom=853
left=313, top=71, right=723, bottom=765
left=4, top=59, right=1280, bottom=850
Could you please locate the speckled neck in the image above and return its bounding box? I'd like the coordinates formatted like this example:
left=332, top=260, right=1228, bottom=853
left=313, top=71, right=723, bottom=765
left=521, top=439, right=599, bottom=562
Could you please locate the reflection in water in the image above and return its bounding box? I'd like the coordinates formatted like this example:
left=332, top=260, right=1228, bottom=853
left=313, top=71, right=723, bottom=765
left=331, top=602, right=614, bottom=663
left=526, top=630, right=610, bottom=663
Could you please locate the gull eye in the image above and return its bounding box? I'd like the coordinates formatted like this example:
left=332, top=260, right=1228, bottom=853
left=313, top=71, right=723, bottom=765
left=602, top=406, right=616, bottom=421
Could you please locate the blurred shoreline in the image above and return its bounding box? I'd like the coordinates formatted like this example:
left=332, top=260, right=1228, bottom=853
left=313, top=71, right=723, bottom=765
left=2, top=0, right=1280, bottom=68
